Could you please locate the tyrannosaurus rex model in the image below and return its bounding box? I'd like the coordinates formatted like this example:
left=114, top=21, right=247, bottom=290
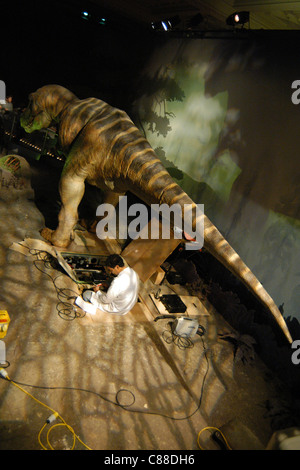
left=20, top=84, right=292, bottom=343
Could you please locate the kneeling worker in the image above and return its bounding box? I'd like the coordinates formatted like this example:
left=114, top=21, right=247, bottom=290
left=82, top=254, right=139, bottom=315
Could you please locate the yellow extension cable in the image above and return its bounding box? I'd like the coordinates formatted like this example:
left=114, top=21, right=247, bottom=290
left=1, top=370, right=232, bottom=451
left=1, top=370, right=92, bottom=450
left=197, top=426, right=232, bottom=450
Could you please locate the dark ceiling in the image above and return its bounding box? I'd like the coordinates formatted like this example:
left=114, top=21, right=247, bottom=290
left=3, top=0, right=300, bottom=106
left=90, top=0, right=300, bottom=31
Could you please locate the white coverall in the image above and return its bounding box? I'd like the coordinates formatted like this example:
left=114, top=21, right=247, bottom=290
left=89, top=266, right=139, bottom=315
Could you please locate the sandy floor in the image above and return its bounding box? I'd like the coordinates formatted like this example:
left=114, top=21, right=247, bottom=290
left=0, top=153, right=292, bottom=451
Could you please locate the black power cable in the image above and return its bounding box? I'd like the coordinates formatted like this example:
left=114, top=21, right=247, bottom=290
left=1, top=335, right=210, bottom=422
left=27, top=247, right=85, bottom=320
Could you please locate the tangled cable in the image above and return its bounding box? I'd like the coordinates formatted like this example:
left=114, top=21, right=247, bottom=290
left=162, top=326, right=195, bottom=350
left=28, top=248, right=84, bottom=321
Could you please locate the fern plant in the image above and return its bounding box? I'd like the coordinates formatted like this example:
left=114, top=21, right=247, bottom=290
left=218, top=331, right=256, bottom=364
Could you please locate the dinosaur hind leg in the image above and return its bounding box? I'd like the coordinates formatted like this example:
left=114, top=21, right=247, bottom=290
left=42, top=173, right=85, bottom=248
left=87, top=190, right=125, bottom=233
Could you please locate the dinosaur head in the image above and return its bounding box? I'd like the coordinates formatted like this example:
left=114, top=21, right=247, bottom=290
left=20, top=84, right=77, bottom=133
left=20, top=91, right=52, bottom=133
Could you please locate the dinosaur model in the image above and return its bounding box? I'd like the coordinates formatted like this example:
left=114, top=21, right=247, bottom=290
left=20, top=84, right=292, bottom=343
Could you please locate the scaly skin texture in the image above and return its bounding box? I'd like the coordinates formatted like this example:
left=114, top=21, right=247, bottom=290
left=20, top=85, right=292, bottom=343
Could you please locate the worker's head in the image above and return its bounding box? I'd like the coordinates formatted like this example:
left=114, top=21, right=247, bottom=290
left=105, top=254, right=125, bottom=276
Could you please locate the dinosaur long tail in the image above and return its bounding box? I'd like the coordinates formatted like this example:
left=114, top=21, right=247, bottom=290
left=202, top=214, right=292, bottom=344
left=126, top=157, right=292, bottom=344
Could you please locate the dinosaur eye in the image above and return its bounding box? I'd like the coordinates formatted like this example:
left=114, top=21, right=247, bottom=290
left=28, top=94, right=39, bottom=113
left=28, top=96, right=33, bottom=109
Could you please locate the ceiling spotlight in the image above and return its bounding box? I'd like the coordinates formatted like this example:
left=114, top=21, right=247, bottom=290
left=161, top=20, right=171, bottom=31
left=81, top=11, right=91, bottom=20
left=151, top=15, right=180, bottom=32
left=81, top=11, right=107, bottom=26
left=226, top=11, right=250, bottom=27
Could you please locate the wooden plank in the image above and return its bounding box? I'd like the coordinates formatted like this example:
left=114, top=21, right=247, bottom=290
left=78, top=300, right=153, bottom=325
left=149, top=294, right=210, bottom=317
left=150, top=267, right=165, bottom=285
left=121, top=217, right=181, bottom=282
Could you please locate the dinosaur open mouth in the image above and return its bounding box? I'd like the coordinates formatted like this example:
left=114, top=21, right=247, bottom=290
left=21, top=109, right=52, bottom=133
left=21, top=112, right=42, bottom=133
left=20, top=113, right=35, bottom=131
left=24, top=116, right=35, bottom=129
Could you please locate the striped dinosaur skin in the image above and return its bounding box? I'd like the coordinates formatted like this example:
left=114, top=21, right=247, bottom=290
left=20, top=85, right=292, bottom=343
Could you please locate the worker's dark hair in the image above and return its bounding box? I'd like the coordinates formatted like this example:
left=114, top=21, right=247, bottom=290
left=105, top=254, right=124, bottom=268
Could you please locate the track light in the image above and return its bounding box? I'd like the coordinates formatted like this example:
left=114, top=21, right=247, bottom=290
left=81, top=10, right=107, bottom=26
left=81, top=11, right=91, bottom=20
left=151, top=15, right=180, bottom=32
left=226, top=11, right=250, bottom=27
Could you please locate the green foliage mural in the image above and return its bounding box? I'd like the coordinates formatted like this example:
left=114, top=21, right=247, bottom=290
left=133, top=37, right=300, bottom=321
left=134, top=44, right=241, bottom=208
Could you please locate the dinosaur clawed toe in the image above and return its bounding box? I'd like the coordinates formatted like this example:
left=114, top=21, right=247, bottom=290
left=40, top=227, right=71, bottom=248
left=40, top=227, right=54, bottom=243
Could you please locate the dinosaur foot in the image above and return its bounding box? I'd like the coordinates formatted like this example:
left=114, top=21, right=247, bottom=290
left=40, top=227, right=54, bottom=244
left=40, top=227, right=71, bottom=248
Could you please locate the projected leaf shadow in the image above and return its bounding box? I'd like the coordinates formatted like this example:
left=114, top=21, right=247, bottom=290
left=0, top=255, right=213, bottom=450
left=133, top=48, right=237, bottom=216
left=134, top=64, right=185, bottom=138
left=0, top=157, right=206, bottom=449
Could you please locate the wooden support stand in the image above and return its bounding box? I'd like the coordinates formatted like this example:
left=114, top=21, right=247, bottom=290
left=121, top=217, right=181, bottom=282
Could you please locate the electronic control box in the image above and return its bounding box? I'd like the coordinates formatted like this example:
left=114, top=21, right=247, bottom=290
left=55, top=250, right=109, bottom=284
